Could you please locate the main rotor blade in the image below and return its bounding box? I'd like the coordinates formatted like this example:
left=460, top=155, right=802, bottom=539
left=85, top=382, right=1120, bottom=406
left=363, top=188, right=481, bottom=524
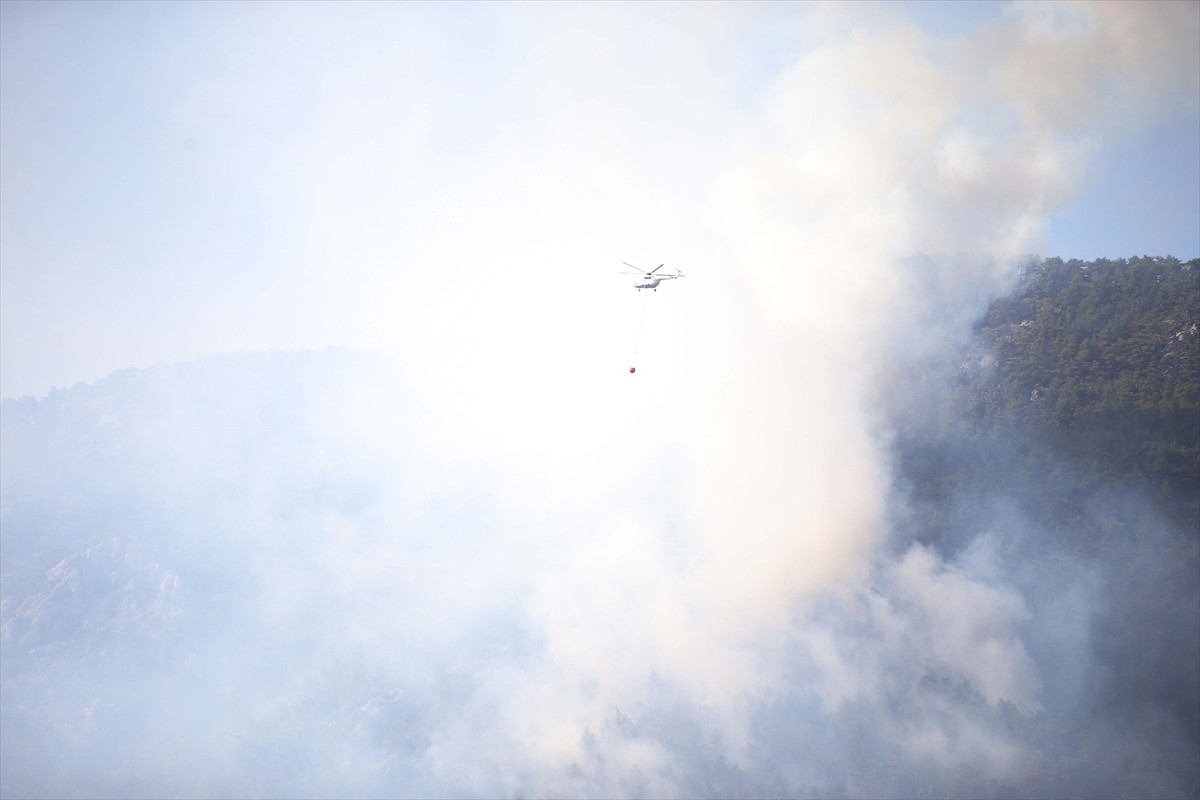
left=622, top=261, right=650, bottom=275
left=648, top=263, right=665, bottom=275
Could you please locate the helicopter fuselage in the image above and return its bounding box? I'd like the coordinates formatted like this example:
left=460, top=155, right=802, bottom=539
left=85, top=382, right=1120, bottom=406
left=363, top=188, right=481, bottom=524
left=634, top=275, right=682, bottom=290
left=623, top=262, right=683, bottom=291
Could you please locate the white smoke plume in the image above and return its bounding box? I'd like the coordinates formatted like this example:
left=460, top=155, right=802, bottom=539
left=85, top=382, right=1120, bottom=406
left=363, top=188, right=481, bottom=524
left=449, top=0, right=1198, bottom=782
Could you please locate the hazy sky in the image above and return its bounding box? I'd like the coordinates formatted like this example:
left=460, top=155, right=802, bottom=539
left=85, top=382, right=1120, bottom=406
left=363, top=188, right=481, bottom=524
left=1, top=0, right=1197, bottom=398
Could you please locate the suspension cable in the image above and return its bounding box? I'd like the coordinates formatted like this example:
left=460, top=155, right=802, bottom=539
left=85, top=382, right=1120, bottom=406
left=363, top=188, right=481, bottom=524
left=630, top=291, right=649, bottom=372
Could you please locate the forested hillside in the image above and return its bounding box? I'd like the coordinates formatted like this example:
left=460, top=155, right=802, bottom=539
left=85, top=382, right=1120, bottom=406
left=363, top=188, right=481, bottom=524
left=893, top=255, right=1199, bottom=799
left=978, top=257, right=1196, bottom=492
left=900, top=255, right=1199, bottom=540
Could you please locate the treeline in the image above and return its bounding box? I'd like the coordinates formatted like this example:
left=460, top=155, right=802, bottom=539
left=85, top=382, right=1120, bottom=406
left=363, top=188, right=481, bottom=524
left=900, top=255, right=1199, bottom=540
left=892, top=255, right=1199, bottom=798
left=972, top=256, right=1199, bottom=496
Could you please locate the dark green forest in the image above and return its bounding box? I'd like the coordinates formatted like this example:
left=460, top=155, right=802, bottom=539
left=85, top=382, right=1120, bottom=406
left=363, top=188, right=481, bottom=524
left=900, top=255, right=1199, bottom=541
left=893, top=255, right=1199, bottom=798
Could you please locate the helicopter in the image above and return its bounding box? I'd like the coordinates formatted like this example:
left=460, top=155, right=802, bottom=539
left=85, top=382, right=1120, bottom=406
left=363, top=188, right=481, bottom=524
left=621, top=262, right=685, bottom=291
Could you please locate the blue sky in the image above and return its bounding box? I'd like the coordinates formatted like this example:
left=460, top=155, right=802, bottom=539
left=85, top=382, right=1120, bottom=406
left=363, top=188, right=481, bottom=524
left=1, top=0, right=1197, bottom=398
left=1049, top=109, right=1200, bottom=260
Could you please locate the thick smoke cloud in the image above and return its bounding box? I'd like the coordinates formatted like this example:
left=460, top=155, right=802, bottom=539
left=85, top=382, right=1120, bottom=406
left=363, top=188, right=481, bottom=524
left=2, top=2, right=1197, bottom=797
